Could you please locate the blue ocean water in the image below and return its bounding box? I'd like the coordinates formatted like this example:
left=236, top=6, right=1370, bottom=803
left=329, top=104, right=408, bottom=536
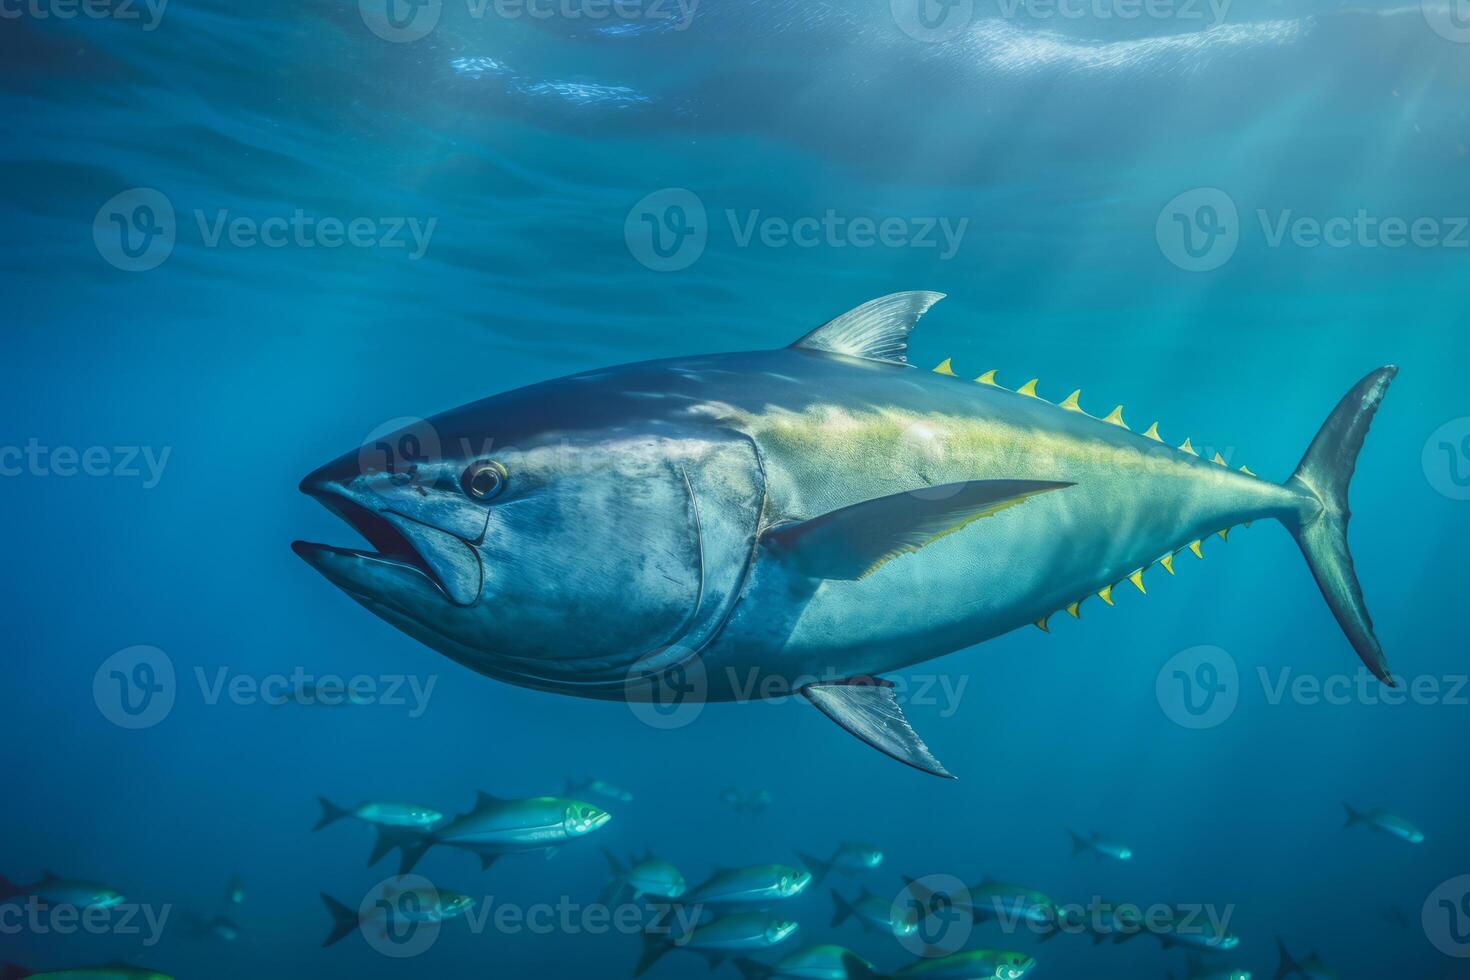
left=3, top=1, right=1470, bottom=978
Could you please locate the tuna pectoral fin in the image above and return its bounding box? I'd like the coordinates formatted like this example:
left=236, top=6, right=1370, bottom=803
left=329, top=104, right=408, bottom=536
left=1284, top=366, right=1397, bottom=683
left=767, top=479, right=1073, bottom=581
left=802, top=677, right=954, bottom=779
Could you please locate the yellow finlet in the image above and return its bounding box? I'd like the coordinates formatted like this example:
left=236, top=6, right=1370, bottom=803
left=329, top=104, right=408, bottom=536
left=1188, top=540, right=1204, bottom=559
left=933, top=358, right=956, bottom=377
left=1143, top=421, right=1163, bottom=442
left=1179, top=437, right=1198, bottom=456
left=1160, top=554, right=1175, bottom=575
left=1239, top=464, right=1256, bottom=477
left=1065, top=601, right=1081, bottom=619
left=1212, top=452, right=1227, bottom=466
left=1034, top=616, right=1050, bottom=633
left=1060, top=389, right=1083, bottom=412
left=1017, top=378, right=1040, bottom=398
left=1103, top=405, right=1128, bottom=429
left=975, top=370, right=999, bottom=386
left=1218, top=528, right=1230, bottom=541
left=1128, top=569, right=1146, bottom=594
left=1098, top=585, right=1114, bottom=606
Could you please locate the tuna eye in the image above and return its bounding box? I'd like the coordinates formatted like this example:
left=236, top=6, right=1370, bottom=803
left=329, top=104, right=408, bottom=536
left=460, top=460, right=506, bottom=500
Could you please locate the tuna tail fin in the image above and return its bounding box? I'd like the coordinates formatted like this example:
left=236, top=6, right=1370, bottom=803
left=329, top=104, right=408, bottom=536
left=797, top=851, right=834, bottom=888
left=320, top=893, right=359, bottom=948
left=1284, top=365, right=1397, bottom=684
left=1342, top=802, right=1364, bottom=828
left=634, top=931, right=671, bottom=978
left=0, top=876, right=17, bottom=902
left=368, top=825, right=432, bottom=873
left=2, top=965, right=33, bottom=980
left=314, top=797, right=350, bottom=832
left=830, top=889, right=857, bottom=928
left=1067, top=830, right=1089, bottom=855
left=1274, top=937, right=1301, bottom=980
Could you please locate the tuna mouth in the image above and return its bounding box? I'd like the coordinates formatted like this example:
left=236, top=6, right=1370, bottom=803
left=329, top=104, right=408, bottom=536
left=293, top=482, right=483, bottom=607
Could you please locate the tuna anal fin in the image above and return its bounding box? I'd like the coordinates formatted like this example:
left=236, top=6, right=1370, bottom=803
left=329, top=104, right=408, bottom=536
left=766, top=479, right=1072, bottom=580
left=801, top=677, right=954, bottom=779
left=789, top=291, right=944, bottom=365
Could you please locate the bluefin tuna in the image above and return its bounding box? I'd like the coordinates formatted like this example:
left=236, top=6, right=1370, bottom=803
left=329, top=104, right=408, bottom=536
left=1067, top=830, right=1133, bottom=861
left=798, top=844, right=883, bottom=887
left=602, top=850, right=687, bottom=903
left=686, top=865, right=812, bottom=905
left=320, top=885, right=473, bottom=948
left=1342, top=803, right=1423, bottom=844
left=830, top=887, right=918, bottom=938
left=314, top=797, right=443, bottom=832
left=295, top=293, right=1398, bottom=777
left=0, top=873, right=123, bottom=911
left=735, top=945, right=876, bottom=980
left=636, top=911, right=798, bottom=977
left=374, top=790, right=610, bottom=874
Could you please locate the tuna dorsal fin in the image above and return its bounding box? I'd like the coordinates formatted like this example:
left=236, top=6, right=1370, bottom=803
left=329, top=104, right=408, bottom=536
left=765, top=479, right=1072, bottom=580
left=801, top=677, right=953, bottom=778
left=475, top=790, right=507, bottom=810
left=789, top=291, right=945, bottom=365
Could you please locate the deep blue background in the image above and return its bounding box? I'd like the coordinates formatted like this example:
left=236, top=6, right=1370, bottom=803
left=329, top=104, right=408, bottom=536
left=3, top=1, right=1469, bottom=977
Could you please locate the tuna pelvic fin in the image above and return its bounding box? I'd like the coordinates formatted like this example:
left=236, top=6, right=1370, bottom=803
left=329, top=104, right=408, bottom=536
left=1285, top=366, right=1398, bottom=683
left=765, top=479, right=1073, bottom=581
left=802, top=677, right=954, bottom=778
left=791, top=291, right=945, bottom=365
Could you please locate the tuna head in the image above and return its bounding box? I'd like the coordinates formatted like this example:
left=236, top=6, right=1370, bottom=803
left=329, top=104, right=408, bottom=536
left=293, top=375, right=764, bottom=695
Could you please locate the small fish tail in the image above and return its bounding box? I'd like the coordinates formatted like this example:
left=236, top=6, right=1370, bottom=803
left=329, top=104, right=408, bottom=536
left=633, top=930, right=671, bottom=978
left=320, top=893, right=359, bottom=948
left=1283, top=366, right=1397, bottom=684
left=313, top=796, right=350, bottom=832
left=0, top=875, right=17, bottom=902
left=1067, top=829, right=1089, bottom=855
left=1342, top=802, right=1363, bottom=828
left=797, top=851, right=833, bottom=888
left=1274, top=937, right=1301, bottom=980
left=829, top=888, right=856, bottom=928
left=733, top=959, right=773, bottom=980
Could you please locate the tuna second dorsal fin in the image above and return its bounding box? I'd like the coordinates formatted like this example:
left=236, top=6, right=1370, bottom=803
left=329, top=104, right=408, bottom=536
left=788, top=291, right=945, bottom=365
